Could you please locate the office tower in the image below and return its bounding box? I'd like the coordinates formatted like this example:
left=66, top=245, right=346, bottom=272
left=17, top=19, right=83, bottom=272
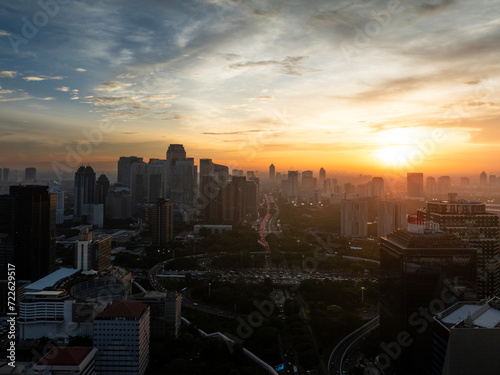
left=489, top=175, right=496, bottom=186
left=222, top=176, right=247, bottom=223
left=287, top=171, right=299, bottom=200
left=200, top=158, right=215, bottom=177
left=166, top=144, right=186, bottom=164
left=344, top=182, right=355, bottom=194
left=49, top=186, right=65, bottom=225
left=118, top=156, right=143, bottom=186
left=432, top=297, right=500, bottom=375
left=247, top=170, right=256, bottom=179
left=96, top=174, right=110, bottom=205
left=33, top=347, right=98, bottom=375
left=319, top=167, right=326, bottom=188
left=245, top=179, right=258, bottom=217
left=0, top=195, right=15, bottom=281
left=2, top=168, right=9, bottom=182
left=130, top=160, right=165, bottom=204
left=437, top=176, right=451, bottom=196
left=426, top=176, right=437, bottom=196
left=75, top=229, right=111, bottom=272
left=407, top=172, right=424, bottom=199
left=25, top=167, right=36, bottom=183
left=0, top=168, right=2, bottom=182
left=276, top=172, right=282, bottom=186
left=105, top=190, right=132, bottom=220
left=3, top=186, right=56, bottom=281
left=377, top=200, right=407, bottom=238
left=301, top=170, right=313, bottom=189
left=418, top=197, right=500, bottom=298
left=232, top=169, right=243, bottom=176
left=93, top=302, right=150, bottom=375
left=151, top=198, right=173, bottom=248
left=480, top=171, right=488, bottom=187
left=380, top=228, right=477, bottom=374
left=133, top=291, right=181, bottom=338
left=77, top=228, right=92, bottom=271
left=340, top=199, right=368, bottom=237
left=269, top=164, right=275, bottom=182
left=74, top=166, right=96, bottom=219
left=371, top=177, right=384, bottom=198
left=460, top=177, right=470, bottom=186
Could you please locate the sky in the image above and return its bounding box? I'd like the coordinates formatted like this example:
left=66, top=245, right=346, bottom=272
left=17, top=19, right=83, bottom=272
left=1, top=0, right=500, bottom=177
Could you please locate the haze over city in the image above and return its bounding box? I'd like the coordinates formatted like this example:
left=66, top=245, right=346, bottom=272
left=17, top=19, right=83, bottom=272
left=1, top=0, right=500, bottom=173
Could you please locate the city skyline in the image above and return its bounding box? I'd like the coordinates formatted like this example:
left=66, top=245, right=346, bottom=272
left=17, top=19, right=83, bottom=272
left=1, top=1, right=500, bottom=173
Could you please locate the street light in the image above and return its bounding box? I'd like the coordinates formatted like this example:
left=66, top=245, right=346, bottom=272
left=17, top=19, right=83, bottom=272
left=361, top=286, right=366, bottom=303
left=208, top=282, right=211, bottom=298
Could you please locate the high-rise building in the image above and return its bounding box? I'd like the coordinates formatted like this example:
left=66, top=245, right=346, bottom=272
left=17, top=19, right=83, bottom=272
left=232, top=169, right=243, bottom=177
left=132, top=291, right=181, bottom=338
left=74, top=166, right=96, bottom=219
left=341, top=199, right=368, bottom=237
left=489, top=175, right=496, bottom=186
left=246, top=170, right=256, bottom=179
left=118, top=156, right=143, bottom=186
left=269, top=164, right=275, bottom=182
left=480, top=171, right=488, bottom=187
left=25, top=167, right=36, bottom=183
left=245, top=179, right=259, bottom=218
left=371, top=177, right=385, bottom=198
left=151, top=198, right=173, bottom=248
left=437, top=176, right=451, bottom=196
left=33, top=347, right=98, bottom=375
left=426, top=176, right=437, bottom=196
left=49, top=186, right=65, bottom=225
left=199, top=158, right=215, bottom=177
left=166, top=144, right=186, bottom=164
left=460, top=177, right=470, bottom=186
left=2, top=168, right=9, bottom=182
left=301, top=170, right=314, bottom=189
left=93, top=302, right=150, bottom=375
left=377, top=200, right=407, bottom=238
left=222, top=176, right=247, bottom=223
left=1, top=185, right=56, bottom=281
left=319, top=167, right=326, bottom=189
left=407, top=173, right=424, bottom=199
left=96, top=174, right=110, bottom=205
left=287, top=171, right=299, bottom=200
left=76, top=228, right=111, bottom=272
left=0, top=167, right=2, bottom=182
left=380, top=228, right=477, bottom=374
left=418, top=197, right=500, bottom=298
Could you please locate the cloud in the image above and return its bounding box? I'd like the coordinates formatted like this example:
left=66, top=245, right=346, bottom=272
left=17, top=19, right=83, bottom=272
left=0, top=71, right=17, bottom=78
left=38, top=97, right=55, bottom=101
left=229, top=56, right=309, bottom=76
left=249, top=96, right=274, bottom=101
left=464, top=80, right=481, bottom=85
left=0, top=89, right=24, bottom=94
left=0, top=30, right=10, bottom=37
left=56, top=86, right=70, bottom=92
left=222, top=53, right=242, bottom=61
left=94, top=81, right=134, bottom=92
left=75, top=68, right=87, bottom=72
left=162, top=115, right=188, bottom=120
left=23, top=75, right=64, bottom=81
left=203, top=129, right=269, bottom=135
left=144, top=94, right=177, bottom=101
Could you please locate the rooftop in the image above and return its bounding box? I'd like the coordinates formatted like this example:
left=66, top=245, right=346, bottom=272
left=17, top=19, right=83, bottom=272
left=25, top=268, right=80, bottom=292
left=97, top=301, right=148, bottom=318
left=34, top=347, right=96, bottom=367
left=437, top=297, right=500, bottom=329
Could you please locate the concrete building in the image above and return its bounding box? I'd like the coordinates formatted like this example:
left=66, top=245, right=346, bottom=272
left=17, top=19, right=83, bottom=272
left=151, top=198, right=173, bottom=248
left=74, top=166, right=96, bottom=219
left=340, top=199, right=368, bottom=237
left=377, top=200, right=407, bottom=238
left=407, top=172, right=424, bottom=200
left=93, top=302, right=150, bottom=375
left=433, top=297, right=500, bottom=375
left=132, top=291, right=181, bottom=338
left=118, top=156, right=143, bottom=187
left=269, top=164, right=275, bottom=182
left=33, top=347, right=98, bottom=375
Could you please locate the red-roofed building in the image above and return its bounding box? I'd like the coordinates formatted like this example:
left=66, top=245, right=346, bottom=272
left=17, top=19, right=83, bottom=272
left=33, top=347, right=97, bottom=374
left=93, top=302, right=150, bottom=375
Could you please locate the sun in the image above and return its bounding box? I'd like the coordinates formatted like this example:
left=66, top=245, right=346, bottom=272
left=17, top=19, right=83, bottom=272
left=375, top=145, right=416, bottom=167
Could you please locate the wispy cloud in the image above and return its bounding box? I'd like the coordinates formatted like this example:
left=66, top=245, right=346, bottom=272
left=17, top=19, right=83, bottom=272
left=0, top=71, right=17, bottom=78
left=56, top=86, right=70, bottom=92
left=23, top=75, right=64, bottom=81
left=229, top=56, right=309, bottom=76
left=75, top=68, right=87, bottom=72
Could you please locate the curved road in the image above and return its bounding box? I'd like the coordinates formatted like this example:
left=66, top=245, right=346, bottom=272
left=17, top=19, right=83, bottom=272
left=328, top=316, right=380, bottom=375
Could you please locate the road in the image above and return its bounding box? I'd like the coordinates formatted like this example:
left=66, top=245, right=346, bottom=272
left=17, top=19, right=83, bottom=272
left=328, top=316, right=380, bottom=375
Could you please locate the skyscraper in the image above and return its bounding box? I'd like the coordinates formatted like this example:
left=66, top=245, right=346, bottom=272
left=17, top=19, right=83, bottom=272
left=341, top=199, right=368, bottom=237
left=377, top=200, right=407, bottom=238
left=118, top=156, right=143, bottom=186
left=269, top=164, right=275, bottom=182
left=287, top=171, right=299, bottom=200
left=25, top=167, right=36, bottom=183
left=4, top=185, right=56, bottom=281
left=426, top=176, right=437, bottom=196
left=437, top=176, right=451, bottom=196
left=418, top=197, right=500, bottom=298
left=74, top=166, right=96, bottom=219
left=166, top=144, right=186, bottom=164
left=407, top=173, right=424, bottom=199
left=319, top=167, right=326, bottom=189
left=480, top=171, right=488, bottom=187
left=371, top=177, right=385, bottom=198
left=2, top=168, right=9, bottom=183
left=380, top=228, right=477, bottom=374
left=96, top=174, right=110, bottom=205
left=301, top=170, right=314, bottom=189
left=151, top=198, right=173, bottom=248
left=49, top=186, right=65, bottom=225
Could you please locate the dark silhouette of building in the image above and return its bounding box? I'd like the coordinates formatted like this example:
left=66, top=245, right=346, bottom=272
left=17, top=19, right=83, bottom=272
left=118, top=156, right=143, bottom=187
left=380, top=228, right=477, bottom=374
left=74, top=166, right=96, bottom=219
left=480, top=171, right=488, bottom=187
left=24, top=167, right=36, bottom=183
left=407, top=172, right=424, bottom=199
left=1, top=185, right=57, bottom=282
left=166, top=144, right=186, bottom=164
left=96, top=174, right=110, bottom=205
left=151, top=199, right=173, bottom=248
left=2, top=168, right=9, bottom=182
left=269, top=164, right=275, bottom=182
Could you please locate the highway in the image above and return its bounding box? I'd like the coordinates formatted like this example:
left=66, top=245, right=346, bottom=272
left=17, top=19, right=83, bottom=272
left=328, top=316, right=380, bottom=375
